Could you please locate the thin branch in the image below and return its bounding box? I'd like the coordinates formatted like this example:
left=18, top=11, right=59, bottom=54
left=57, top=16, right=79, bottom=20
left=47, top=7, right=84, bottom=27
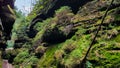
left=80, top=0, right=115, bottom=68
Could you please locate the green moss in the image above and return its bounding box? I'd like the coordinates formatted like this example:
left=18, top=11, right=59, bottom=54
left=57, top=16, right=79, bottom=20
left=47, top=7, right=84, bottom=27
left=38, top=43, right=63, bottom=67
left=54, top=29, right=91, bottom=67
left=114, top=14, right=120, bottom=21
left=33, top=18, right=52, bottom=42
left=89, top=40, right=120, bottom=67
left=10, top=0, right=120, bottom=67
left=114, top=34, right=120, bottom=42
left=33, top=29, right=45, bottom=43
left=34, top=18, right=52, bottom=31
left=55, top=6, right=71, bottom=14
left=14, top=50, right=30, bottom=64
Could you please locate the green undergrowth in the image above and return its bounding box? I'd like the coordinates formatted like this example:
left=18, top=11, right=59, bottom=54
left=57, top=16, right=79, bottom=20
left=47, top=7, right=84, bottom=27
left=114, top=34, right=120, bottom=42
left=37, top=25, right=92, bottom=67
left=26, top=5, right=120, bottom=67
left=38, top=43, right=64, bottom=67
left=89, top=39, right=120, bottom=67
left=6, top=0, right=120, bottom=67
left=61, top=35, right=91, bottom=67
left=14, top=49, right=38, bottom=68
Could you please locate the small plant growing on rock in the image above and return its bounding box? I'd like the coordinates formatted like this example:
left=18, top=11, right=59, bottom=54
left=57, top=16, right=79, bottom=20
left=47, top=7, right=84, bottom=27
left=107, top=29, right=118, bottom=39
left=35, top=46, right=47, bottom=58
left=55, top=6, right=74, bottom=25
left=62, top=43, right=76, bottom=54
left=54, top=50, right=65, bottom=60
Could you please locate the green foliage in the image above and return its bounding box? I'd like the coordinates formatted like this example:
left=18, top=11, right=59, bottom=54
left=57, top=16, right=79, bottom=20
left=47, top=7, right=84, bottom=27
left=12, top=17, right=29, bottom=41
left=14, top=50, right=29, bottom=64
left=14, top=55, right=38, bottom=68
left=22, top=56, right=38, bottom=68
left=14, top=10, right=25, bottom=18
left=114, top=14, right=120, bottom=21
left=7, top=40, right=14, bottom=48
left=12, top=9, right=29, bottom=41
left=27, top=0, right=53, bottom=21
left=29, top=56, right=38, bottom=64
left=89, top=40, right=120, bottom=67
left=86, top=61, right=93, bottom=68
left=114, top=34, right=120, bottom=42
left=22, top=42, right=32, bottom=49
left=55, top=6, right=72, bottom=14
left=34, top=18, right=52, bottom=31
left=38, top=43, right=64, bottom=67
left=8, top=0, right=120, bottom=67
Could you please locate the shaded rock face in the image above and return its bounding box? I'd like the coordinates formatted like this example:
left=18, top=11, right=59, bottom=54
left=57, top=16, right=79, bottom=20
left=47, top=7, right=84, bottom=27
left=0, top=0, right=15, bottom=8
left=34, top=0, right=120, bottom=67
left=41, top=27, right=66, bottom=44
left=34, top=9, right=76, bottom=44
left=0, top=0, right=16, bottom=40
left=44, top=0, right=92, bottom=17
left=36, top=0, right=92, bottom=19
left=7, top=0, right=120, bottom=68
left=27, top=0, right=92, bottom=38
left=34, top=26, right=76, bottom=45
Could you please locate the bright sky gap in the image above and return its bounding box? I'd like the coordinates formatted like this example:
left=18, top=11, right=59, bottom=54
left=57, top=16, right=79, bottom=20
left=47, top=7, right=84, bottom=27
left=15, top=0, right=36, bottom=16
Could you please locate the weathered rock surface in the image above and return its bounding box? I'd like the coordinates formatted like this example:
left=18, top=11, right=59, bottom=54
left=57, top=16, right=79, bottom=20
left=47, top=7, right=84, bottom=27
left=2, top=0, right=120, bottom=68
